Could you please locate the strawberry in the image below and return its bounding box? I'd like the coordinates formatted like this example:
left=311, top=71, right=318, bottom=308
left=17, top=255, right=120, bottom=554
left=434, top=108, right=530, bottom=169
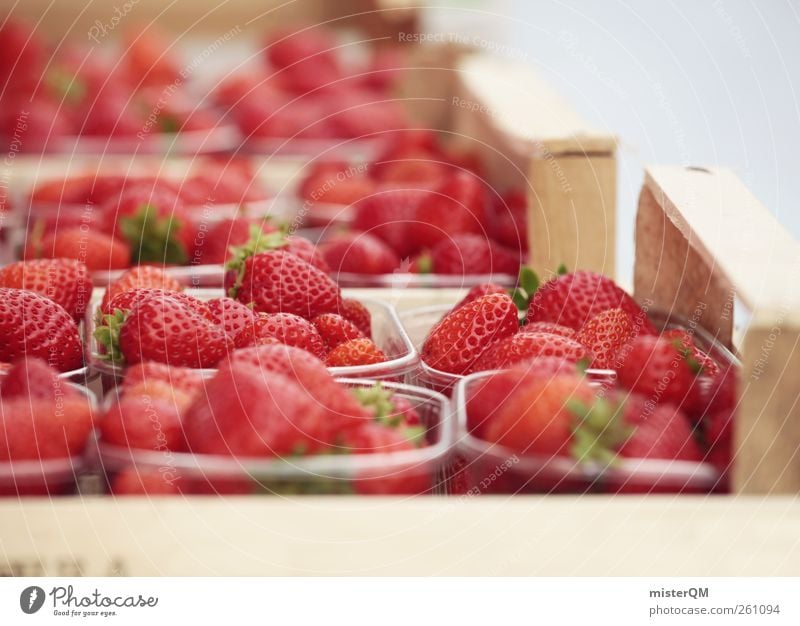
left=282, top=235, right=330, bottom=272
left=408, top=171, right=488, bottom=250
left=576, top=308, right=637, bottom=369
left=241, top=313, right=327, bottom=359
left=615, top=335, right=699, bottom=408
left=483, top=374, right=626, bottom=462
left=192, top=218, right=279, bottom=266
left=102, top=293, right=232, bottom=367
left=0, top=258, right=91, bottom=321
left=527, top=270, right=656, bottom=333
left=353, top=383, right=423, bottom=430
left=30, top=228, right=131, bottom=271
left=185, top=362, right=331, bottom=456
left=662, top=329, right=720, bottom=377
left=0, top=357, right=70, bottom=399
left=0, top=358, right=93, bottom=460
left=206, top=297, right=256, bottom=347
left=100, top=288, right=212, bottom=319
left=466, top=360, right=578, bottom=437
left=0, top=289, right=83, bottom=372
left=111, top=468, right=182, bottom=496
left=428, top=234, right=520, bottom=276
left=373, top=150, right=447, bottom=186
left=100, top=265, right=183, bottom=313
left=122, top=361, right=205, bottom=398
left=264, top=26, right=341, bottom=94
left=351, top=187, right=429, bottom=258
left=520, top=321, right=577, bottom=340
left=422, top=293, right=519, bottom=375
left=325, top=338, right=387, bottom=367
left=311, top=313, right=365, bottom=350
left=319, top=231, right=400, bottom=275
left=337, top=298, right=372, bottom=338
left=479, top=332, right=589, bottom=371
left=341, top=423, right=421, bottom=454
left=230, top=250, right=340, bottom=318
left=100, top=393, right=186, bottom=452
left=299, top=161, right=375, bottom=206
left=490, top=188, right=528, bottom=252
left=328, top=92, right=409, bottom=139
left=454, top=283, right=508, bottom=309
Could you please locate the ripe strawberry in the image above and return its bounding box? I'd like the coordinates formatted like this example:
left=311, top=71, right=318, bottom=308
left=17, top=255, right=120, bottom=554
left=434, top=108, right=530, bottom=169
left=319, top=231, right=400, bottom=275
left=454, top=283, right=507, bottom=309
left=0, top=356, right=70, bottom=399
left=111, top=468, right=182, bottom=495
left=282, top=235, right=330, bottom=273
left=577, top=308, right=637, bottom=369
left=241, top=313, right=326, bottom=359
left=0, top=358, right=94, bottom=460
left=408, top=171, right=488, bottom=250
left=122, top=361, right=205, bottom=398
left=185, top=362, right=331, bottom=456
left=341, top=423, right=421, bottom=454
left=428, top=234, right=520, bottom=276
left=466, top=360, right=578, bottom=437
left=231, top=250, right=340, bottom=318
left=484, top=374, right=625, bottom=460
left=299, top=161, right=375, bottom=206
left=491, top=188, right=528, bottom=252
left=328, top=93, right=408, bottom=139
left=479, top=332, right=588, bottom=371
left=520, top=321, right=577, bottom=340
left=191, top=218, right=279, bottom=266
left=351, top=187, right=429, bottom=257
left=662, top=329, right=720, bottom=377
left=373, top=150, right=447, bottom=186
left=100, top=393, right=186, bottom=452
left=527, top=270, right=655, bottom=332
left=30, top=228, right=131, bottom=271
left=227, top=344, right=372, bottom=428
left=0, top=289, right=83, bottom=372
left=0, top=258, right=91, bottom=321
left=100, top=265, right=183, bottom=312
left=264, top=26, right=341, bottom=94
left=311, top=313, right=365, bottom=350
left=615, top=335, right=699, bottom=408
left=100, top=288, right=212, bottom=319
left=108, top=293, right=232, bottom=367
left=337, top=298, right=372, bottom=338
left=422, top=293, right=518, bottom=375
left=326, top=338, right=387, bottom=367
left=206, top=297, right=256, bottom=347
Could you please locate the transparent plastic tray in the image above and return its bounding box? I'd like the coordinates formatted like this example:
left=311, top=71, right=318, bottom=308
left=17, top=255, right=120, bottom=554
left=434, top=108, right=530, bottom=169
left=242, top=136, right=386, bottom=161
left=453, top=371, right=725, bottom=495
left=87, top=289, right=418, bottom=383
left=400, top=305, right=740, bottom=395
left=93, top=378, right=453, bottom=495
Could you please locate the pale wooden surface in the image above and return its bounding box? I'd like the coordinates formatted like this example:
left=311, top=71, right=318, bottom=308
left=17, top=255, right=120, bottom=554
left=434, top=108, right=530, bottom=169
left=634, top=166, right=800, bottom=494
left=1, top=497, right=798, bottom=576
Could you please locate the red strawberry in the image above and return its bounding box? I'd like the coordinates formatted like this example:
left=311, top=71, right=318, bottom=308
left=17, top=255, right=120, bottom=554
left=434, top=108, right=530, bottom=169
left=192, top=218, right=279, bottom=266
left=0, top=358, right=93, bottom=460
left=122, top=361, right=205, bottom=398
left=454, top=283, right=507, bottom=309
left=373, top=150, right=447, bottom=186
left=422, top=293, right=518, bottom=375
left=576, top=308, right=637, bottom=369
left=31, top=228, right=131, bottom=271
left=0, top=258, right=91, bottom=321
left=184, top=363, right=331, bottom=456
left=231, top=250, right=340, bottom=318
left=0, top=356, right=69, bottom=399
left=341, top=423, right=420, bottom=454
left=479, top=332, right=588, bottom=371
left=408, top=171, right=488, bottom=250
left=100, top=288, right=212, bottom=319
left=111, top=468, right=182, bottom=495
left=466, top=360, right=578, bottom=437
left=662, top=329, right=720, bottom=377
left=325, top=338, right=387, bottom=367
left=527, top=270, right=655, bottom=332
left=329, top=93, right=408, bottom=139
left=429, top=234, right=520, bottom=276
left=351, top=187, right=429, bottom=258
left=490, top=188, right=528, bottom=252
left=0, top=289, right=83, bottom=372
left=615, top=335, right=698, bottom=407
left=521, top=321, right=577, bottom=339
left=264, top=26, right=341, bottom=94
left=311, top=313, right=365, bottom=350
left=704, top=370, right=737, bottom=475
left=100, top=393, right=186, bottom=452
left=206, top=297, right=256, bottom=347
left=337, top=298, right=372, bottom=338
left=283, top=235, right=330, bottom=273
left=319, top=231, right=400, bottom=275
left=100, top=265, right=183, bottom=312
left=109, top=293, right=232, bottom=367
left=242, top=313, right=326, bottom=359
left=299, top=162, right=375, bottom=206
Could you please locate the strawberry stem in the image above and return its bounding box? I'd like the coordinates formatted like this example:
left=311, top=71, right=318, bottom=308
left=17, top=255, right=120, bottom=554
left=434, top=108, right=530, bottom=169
left=225, top=224, right=288, bottom=298
left=567, top=397, right=632, bottom=467
left=93, top=309, right=128, bottom=363
left=119, top=203, right=187, bottom=265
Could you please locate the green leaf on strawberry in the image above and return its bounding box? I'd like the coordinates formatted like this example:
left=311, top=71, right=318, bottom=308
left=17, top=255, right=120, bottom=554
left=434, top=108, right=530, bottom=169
left=225, top=224, right=289, bottom=298
left=93, top=308, right=128, bottom=363
left=510, top=266, right=541, bottom=312
left=567, top=397, right=633, bottom=467
left=119, top=203, right=188, bottom=265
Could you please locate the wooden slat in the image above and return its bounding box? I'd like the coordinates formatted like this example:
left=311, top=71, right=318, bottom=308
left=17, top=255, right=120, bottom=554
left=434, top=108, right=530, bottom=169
left=634, top=165, right=800, bottom=494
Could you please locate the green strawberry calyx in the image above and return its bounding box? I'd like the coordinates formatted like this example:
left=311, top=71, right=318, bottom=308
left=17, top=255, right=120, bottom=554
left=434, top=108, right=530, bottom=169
left=225, top=223, right=288, bottom=298
left=567, top=397, right=632, bottom=467
left=119, top=203, right=187, bottom=265
left=93, top=309, right=128, bottom=363
left=46, top=67, right=87, bottom=105
left=510, top=266, right=541, bottom=311
left=352, top=383, right=426, bottom=447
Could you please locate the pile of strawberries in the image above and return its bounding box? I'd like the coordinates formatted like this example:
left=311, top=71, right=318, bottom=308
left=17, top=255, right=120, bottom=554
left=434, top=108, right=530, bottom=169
left=300, top=130, right=527, bottom=277
left=0, top=20, right=219, bottom=151
left=99, top=346, right=429, bottom=495
left=217, top=26, right=409, bottom=143
left=426, top=269, right=736, bottom=490
left=21, top=161, right=270, bottom=271
left=94, top=247, right=388, bottom=369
